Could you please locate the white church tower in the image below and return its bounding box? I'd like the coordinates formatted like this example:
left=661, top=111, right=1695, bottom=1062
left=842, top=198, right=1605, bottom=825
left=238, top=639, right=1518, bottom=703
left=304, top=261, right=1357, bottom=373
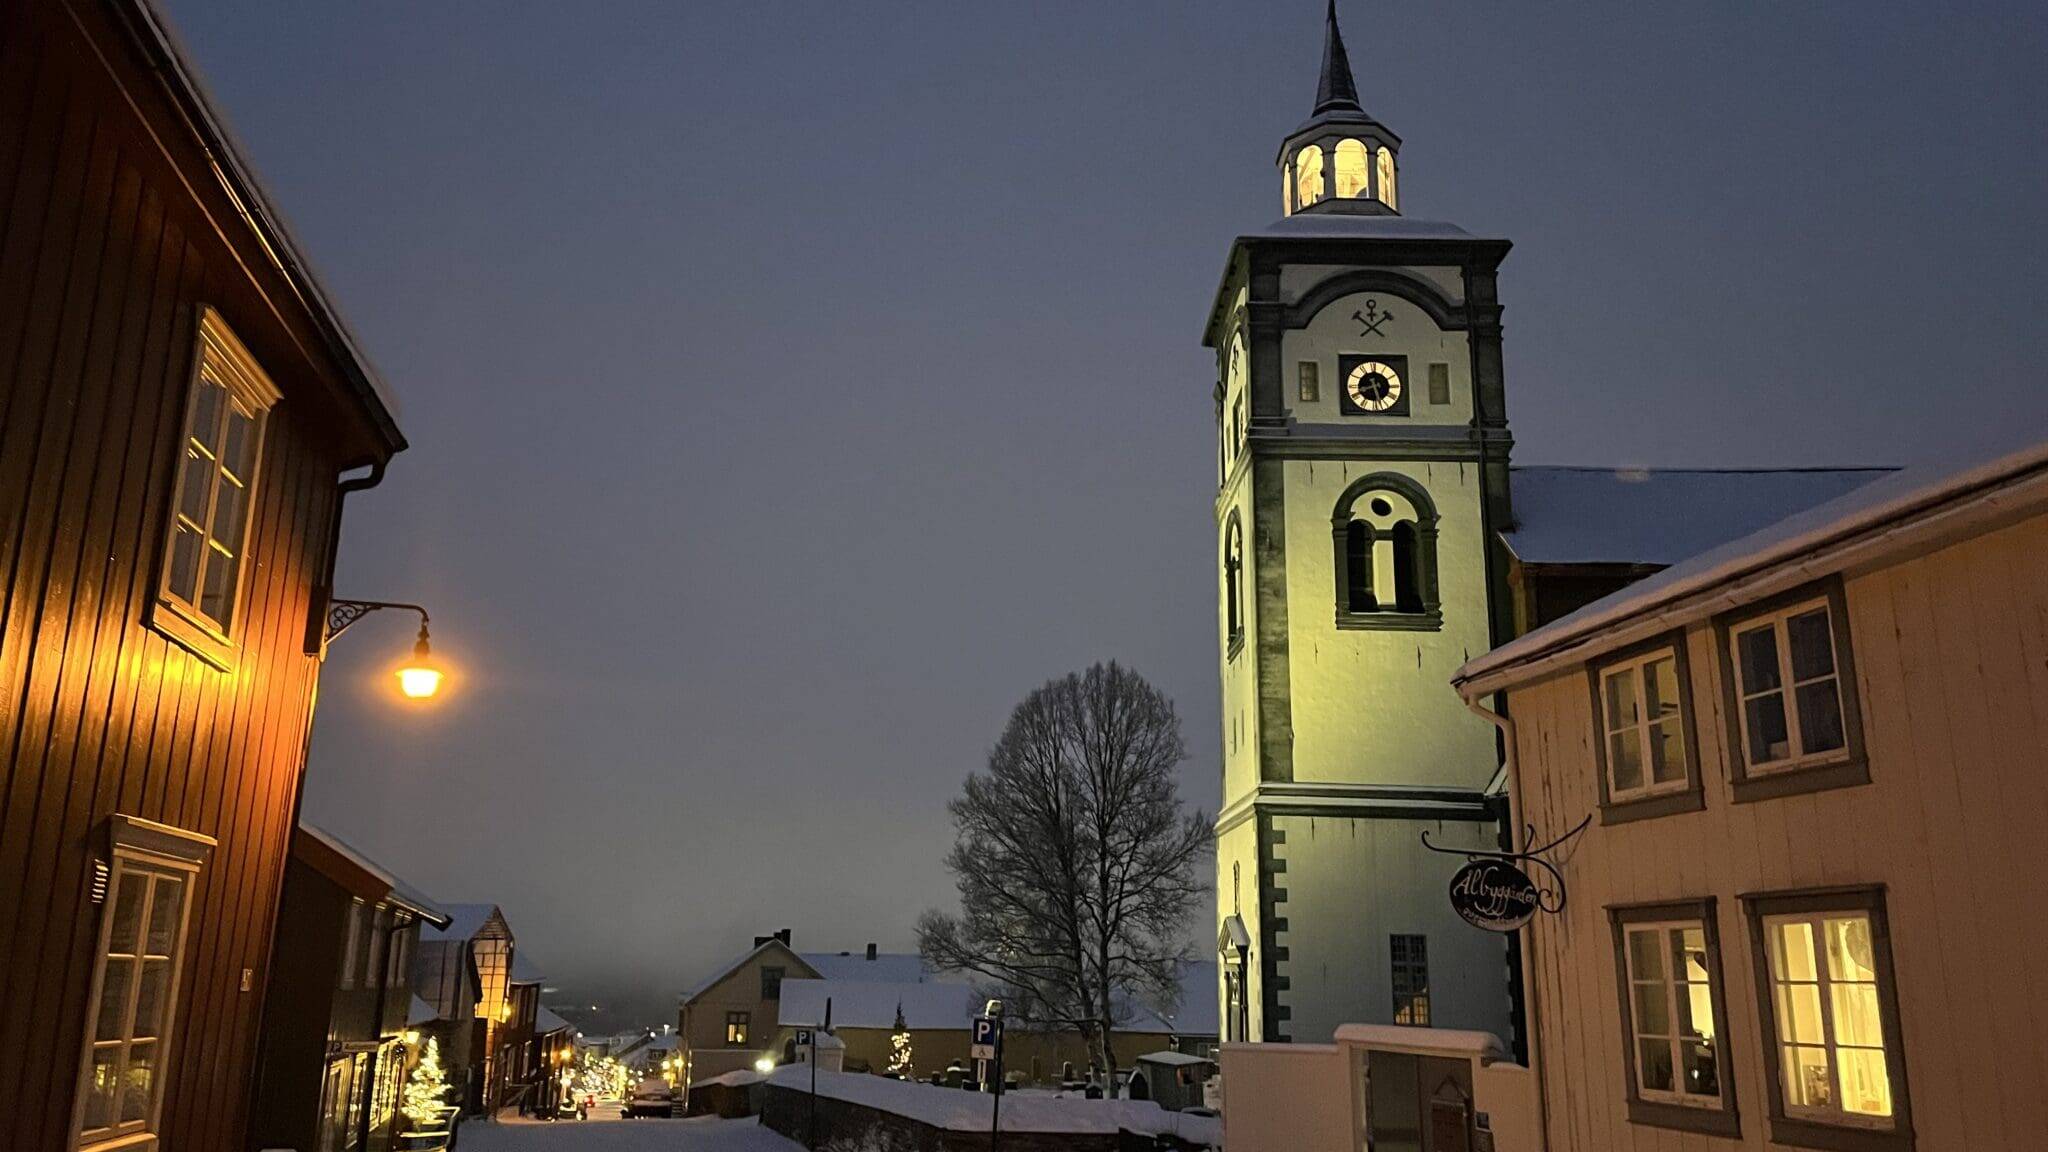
left=1209, top=1, right=1519, bottom=1048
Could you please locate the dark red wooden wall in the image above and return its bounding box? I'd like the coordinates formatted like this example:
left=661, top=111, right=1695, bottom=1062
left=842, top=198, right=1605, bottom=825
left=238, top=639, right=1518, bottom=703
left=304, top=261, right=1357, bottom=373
left=0, top=2, right=387, bottom=1148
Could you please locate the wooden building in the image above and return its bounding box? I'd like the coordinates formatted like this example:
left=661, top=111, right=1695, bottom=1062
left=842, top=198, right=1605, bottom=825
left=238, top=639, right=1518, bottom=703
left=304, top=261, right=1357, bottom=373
left=247, top=825, right=450, bottom=1152
left=408, top=904, right=543, bottom=1116
left=0, top=1, right=407, bottom=1150
left=1454, top=432, right=2048, bottom=1151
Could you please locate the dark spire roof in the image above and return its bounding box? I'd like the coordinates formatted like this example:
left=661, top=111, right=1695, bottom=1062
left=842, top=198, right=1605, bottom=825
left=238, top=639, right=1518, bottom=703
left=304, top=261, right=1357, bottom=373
left=1313, top=0, right=1362, bottom=115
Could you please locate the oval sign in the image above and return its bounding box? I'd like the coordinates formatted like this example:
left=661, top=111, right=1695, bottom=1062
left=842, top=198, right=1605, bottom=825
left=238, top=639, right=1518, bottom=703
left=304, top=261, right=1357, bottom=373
left=1448, top=859, right=1542, bottom=933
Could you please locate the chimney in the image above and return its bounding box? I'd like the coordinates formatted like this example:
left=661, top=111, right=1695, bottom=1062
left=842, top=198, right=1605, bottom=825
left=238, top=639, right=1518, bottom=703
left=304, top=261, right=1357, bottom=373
left=777, top=928, right=792, bottom=946
left=866, top=943, right=877, bottom=961
left=753, top=935, right=770, bottom=948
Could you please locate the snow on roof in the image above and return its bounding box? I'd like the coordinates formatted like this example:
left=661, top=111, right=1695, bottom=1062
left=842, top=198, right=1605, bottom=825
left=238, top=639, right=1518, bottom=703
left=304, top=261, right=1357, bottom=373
left=1334, top=1024, right=1505, bottom=1058
left=764, top=1066, right=1221, bottom=1143
left=510, top=951, right=545, bottom=985
left=1137, top=1051, right=1215, bottom=1068
left=418, top=903, right=502, bottom=942
left=799, top=950, right=931, bottom=984
left=690, top=1069, right=766, bottom=1090
left=407, top=994, right=439, bottom=1027
left=680, top=939, right=807, bottom=1003
left=1504, top=466, right=1892, bottom=566
left=778, top=979, right=979, bottom=1031
left=1464, top=428, right=2048, bottom=692
left=297, top=823, right=450, bottom=927
left=536, top=1007, right=573, bottom=1035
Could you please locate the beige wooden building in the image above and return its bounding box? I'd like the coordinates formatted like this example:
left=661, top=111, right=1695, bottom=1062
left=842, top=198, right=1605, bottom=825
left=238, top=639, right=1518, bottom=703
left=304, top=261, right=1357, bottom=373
left=1452, top=431, right=2048, bottom=1152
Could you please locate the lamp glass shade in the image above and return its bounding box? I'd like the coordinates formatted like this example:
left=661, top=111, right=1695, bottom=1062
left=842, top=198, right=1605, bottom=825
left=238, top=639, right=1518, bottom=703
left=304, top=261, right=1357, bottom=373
left=397, top=663, right=442, bottom=699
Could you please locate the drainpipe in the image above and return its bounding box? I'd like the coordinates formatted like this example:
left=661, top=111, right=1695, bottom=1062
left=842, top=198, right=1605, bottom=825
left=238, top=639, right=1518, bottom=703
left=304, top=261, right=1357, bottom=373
left=1464, top=694, right=1549, bottom=1152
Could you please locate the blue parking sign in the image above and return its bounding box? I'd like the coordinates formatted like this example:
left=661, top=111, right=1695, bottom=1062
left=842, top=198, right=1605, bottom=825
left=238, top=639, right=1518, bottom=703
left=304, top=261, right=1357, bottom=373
left=970, top=1015, right=999, bottom=1060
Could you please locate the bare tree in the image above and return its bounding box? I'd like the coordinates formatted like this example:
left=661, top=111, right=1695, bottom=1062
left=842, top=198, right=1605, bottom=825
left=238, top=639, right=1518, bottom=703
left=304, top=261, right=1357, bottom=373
left=918, top=662, right=1211, bottom=1095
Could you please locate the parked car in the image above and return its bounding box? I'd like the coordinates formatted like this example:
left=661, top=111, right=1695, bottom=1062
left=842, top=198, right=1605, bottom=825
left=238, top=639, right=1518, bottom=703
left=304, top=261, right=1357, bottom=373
left=552, top=1095, right=587, bottom=1120
left=624, top=1078, right=674, bottom=1118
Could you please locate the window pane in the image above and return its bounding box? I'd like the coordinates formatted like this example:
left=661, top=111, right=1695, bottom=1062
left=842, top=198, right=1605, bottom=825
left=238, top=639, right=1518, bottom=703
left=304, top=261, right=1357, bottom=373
left=1627, top=929, right=1665, bottom=980
left=189, top=377, right=225, bottom=453
left=1830, top=983, right=1884, bottom=1048
left=201, top=543, right=239, bottom=628
left=1781, top=1044, right=1832, bottom=1110
left=1333, top=139, right=1369, bottom=199
left=222, top=407, right=257, bottom=481
left=132, top=958, right=170, bottom=1039
left=1603, top=670, right=1640, bottom=733
left=1295, top=145, right=1325, bottom=205
left=1776, top=983, right=1826, bottom=1045
left=1745, top=694, right=1791, bottom=763
left=1838, top=1048, right=1893, bottom=1117
left=176, top=448, right=213, bottom=524
left=1644, top=656, right=1680, bottom=719
left=81, top=1046, right=119, bottom=1132
left=212, top=477, right=247, bottom=556
left=1609, top=732, right=1643, bottom=793
left=1826, top=916, right=1878, bottom=982
left=1796, top=681, right=1846, bottom=754
left=1632, top=983, right=1670, bottom=1036
left=1637, top=1039, right=1675, bottom=1092
left=147, top=877, right=184, bottom=956
left=1680, top=1039, right=1719, bottom=1098
left=109, top=876, right=145, bottom=955
left=1676, top=927, right=1709, bottom=982
left=1737, top=625, right=1782, bottom=692
left=1786, top=608, right=1836, bottom=681
left=168, top=523, right=204, bottom=603
left=121, top=1040, right=156, bottom=1122
left=96, top=957, right=134, bottom=1042
left=1648, top=719, right=1686, bottom=784
left=1772, top=920, right=1819, bottom=981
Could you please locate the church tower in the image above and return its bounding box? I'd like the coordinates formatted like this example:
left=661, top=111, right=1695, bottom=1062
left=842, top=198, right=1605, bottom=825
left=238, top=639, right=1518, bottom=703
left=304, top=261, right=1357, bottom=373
left=1209, top=1, right=1517, bottom=1047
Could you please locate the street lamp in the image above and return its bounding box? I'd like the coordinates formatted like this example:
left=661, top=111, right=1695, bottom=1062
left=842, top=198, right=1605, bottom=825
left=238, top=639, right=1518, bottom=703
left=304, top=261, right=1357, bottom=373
left=326, top=599, right=442, bottom=700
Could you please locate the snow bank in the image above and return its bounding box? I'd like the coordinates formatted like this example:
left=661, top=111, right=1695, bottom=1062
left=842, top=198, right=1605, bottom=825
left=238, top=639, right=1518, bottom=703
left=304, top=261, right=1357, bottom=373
left=765, top=1066, right=1220, bottom=1145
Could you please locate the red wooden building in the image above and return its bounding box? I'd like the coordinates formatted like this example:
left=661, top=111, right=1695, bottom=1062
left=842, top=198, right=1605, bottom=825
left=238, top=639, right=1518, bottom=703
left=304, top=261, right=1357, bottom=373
left=0, top=0, right=408, bottom=1149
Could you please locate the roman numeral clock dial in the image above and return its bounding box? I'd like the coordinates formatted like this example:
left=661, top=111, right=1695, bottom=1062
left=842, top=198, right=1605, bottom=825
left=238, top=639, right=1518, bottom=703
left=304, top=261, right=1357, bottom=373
left=1346, top=360, right=1402, bottom=412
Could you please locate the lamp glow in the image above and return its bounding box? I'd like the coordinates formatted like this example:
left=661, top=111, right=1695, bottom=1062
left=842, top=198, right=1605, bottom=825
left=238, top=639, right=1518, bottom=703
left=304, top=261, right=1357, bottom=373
left=396, top=625, right=442, bottom=699
left=754, top=1057, right=775, bottom=1074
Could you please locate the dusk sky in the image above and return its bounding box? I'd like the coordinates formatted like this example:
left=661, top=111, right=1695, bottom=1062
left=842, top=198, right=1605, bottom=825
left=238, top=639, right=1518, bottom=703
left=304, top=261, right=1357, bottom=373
left=163, top=0, right=2048, bottom=1028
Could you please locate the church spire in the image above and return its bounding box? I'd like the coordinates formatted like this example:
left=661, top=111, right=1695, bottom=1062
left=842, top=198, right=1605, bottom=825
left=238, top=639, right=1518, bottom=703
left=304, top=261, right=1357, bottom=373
left=1313, top=0, right=1362, bottom=115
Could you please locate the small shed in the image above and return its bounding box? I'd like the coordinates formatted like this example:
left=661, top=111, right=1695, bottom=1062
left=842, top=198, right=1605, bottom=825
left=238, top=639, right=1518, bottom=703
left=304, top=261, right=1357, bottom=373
left=1133, top=1050, right=1217, bottom=1113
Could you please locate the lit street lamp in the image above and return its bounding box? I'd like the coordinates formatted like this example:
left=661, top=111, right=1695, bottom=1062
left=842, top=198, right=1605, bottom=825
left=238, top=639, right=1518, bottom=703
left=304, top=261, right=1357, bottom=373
left=325, top=599, right=443, bottom=699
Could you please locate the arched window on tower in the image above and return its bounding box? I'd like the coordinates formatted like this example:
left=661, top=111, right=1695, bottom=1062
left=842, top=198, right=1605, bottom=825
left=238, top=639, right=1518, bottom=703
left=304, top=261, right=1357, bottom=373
left=1282, top=162, right=1294, bottom=216
left=1296, top=145, right=1325, bottom=208
left=1332, top=476, right=1440, bottom=628
left=1224, top=515, right=1245, bottom=654
left=1334, top=139, right=1370, bottom=199
left=1377, top=148, right=1398, bottom=210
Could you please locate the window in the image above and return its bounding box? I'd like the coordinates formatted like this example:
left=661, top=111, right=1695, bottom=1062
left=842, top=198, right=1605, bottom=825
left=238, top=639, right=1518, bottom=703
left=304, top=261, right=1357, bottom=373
left=1376, top=147, right=1397, bottom=209
left=760, top=966, right=785, bottom=1001
left=1223, top=515, right=1245, bottom=655
left=386, top=917, right=412, bottom=991
left=367, top=907, right=389, bottom=993
left=1601, top=650, right=1687, bottom=798
left=341, top=900, right=364, bottom=990
left=725, top=1012, right=750, bottom=1046
left=1427, top=362, right=1450, bottom=405
left=1332, top=475, right=1440, bottom=629
left=75, top=817, right=210, bottom=1151
left=1746, top=889, right=1910, bottom=1150
left=1295, top=144, right=1325, bottom=208
left=1298, top=361, right=1319, bottom=402
left=1717, top=583, right=1867, bottom=801
left=1334, top=138, right=1370, bottom=199
left=1390, top=935, right=1429, bottom=1025
left=151, top=308, right=278, bottom=666
left=1609, top=903, right=1737, bottom=1134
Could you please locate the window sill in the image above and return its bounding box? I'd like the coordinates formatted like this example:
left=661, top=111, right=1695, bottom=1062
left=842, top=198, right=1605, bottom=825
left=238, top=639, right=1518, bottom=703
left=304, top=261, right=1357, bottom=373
left=79, top=1130, right=159, bottom=1152
left=1599, top=787, right=1705, bottom=826
left=1334, top=609, right=1442, bottom=632
left=1766, top=1114, right=1912, bottom=1152
left=1731, top=756, right=1869, bottom=803
left=148, top=597, right=237, bottom=672
left=1626, top=1098, right=1739, bottom=1137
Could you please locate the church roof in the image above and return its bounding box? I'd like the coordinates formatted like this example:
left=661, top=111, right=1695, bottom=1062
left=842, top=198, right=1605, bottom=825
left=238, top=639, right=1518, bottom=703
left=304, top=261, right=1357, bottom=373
left=1313, top=0, right=1362, bottom=115
left=1504, top=466, right=1893, bottom=567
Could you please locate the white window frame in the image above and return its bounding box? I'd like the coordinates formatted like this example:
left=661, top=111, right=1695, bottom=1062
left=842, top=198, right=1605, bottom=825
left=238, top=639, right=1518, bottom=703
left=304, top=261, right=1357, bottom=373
left=1729, top=598, right=1848, bottom=774
left=72, top=817, right=213, bottom=1152
left=1621, top=920, right=1725, bottom=1110
left=1598, top=648, right=1691, bottom=802
left=341, top=900, right=365, bottom=990
left=1762, top=911, right=1896, bottom=1130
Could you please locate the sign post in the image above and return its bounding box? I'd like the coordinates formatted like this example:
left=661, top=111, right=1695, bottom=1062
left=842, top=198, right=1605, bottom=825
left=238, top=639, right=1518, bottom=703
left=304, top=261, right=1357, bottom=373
left=971, top=1007, right=1005, bottom=1151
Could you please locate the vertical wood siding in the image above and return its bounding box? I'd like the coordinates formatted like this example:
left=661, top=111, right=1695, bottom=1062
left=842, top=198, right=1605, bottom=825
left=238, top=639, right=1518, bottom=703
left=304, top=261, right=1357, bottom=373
left=0, top=4, right=351, bottom=1149
left=1511, top=512, right=2048, bottom=1150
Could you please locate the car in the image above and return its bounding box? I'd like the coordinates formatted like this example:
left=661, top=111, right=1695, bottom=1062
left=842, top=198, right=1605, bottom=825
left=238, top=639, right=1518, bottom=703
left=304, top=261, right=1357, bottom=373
left=623, top=1078, right=674, bottom=1118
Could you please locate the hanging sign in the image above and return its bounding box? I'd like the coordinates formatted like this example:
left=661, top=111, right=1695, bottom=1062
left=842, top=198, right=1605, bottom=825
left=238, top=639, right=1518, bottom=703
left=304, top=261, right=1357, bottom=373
left=1448, top=858, right=1542, bottom=932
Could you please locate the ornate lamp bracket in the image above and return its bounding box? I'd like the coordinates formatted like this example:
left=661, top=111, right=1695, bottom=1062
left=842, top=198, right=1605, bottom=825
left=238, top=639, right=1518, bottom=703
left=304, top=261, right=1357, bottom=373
left=325, top=599, right=430, bottom=646
left=1420, top=812, right=1591, bottom=915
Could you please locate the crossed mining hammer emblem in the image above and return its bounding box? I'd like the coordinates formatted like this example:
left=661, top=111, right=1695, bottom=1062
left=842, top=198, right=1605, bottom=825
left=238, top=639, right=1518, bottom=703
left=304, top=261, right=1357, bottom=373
left=1354, top=298, right=1394, bottom=337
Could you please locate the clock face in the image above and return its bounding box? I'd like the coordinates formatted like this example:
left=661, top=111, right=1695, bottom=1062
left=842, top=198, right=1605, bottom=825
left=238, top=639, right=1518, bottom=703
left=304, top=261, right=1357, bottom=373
left=1346, top=361, right=1403, bottom=412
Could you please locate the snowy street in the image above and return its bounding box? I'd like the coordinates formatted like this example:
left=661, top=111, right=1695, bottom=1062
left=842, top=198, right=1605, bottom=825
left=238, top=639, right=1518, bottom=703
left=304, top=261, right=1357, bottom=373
left=454, top=1113, right=801, bottom=1152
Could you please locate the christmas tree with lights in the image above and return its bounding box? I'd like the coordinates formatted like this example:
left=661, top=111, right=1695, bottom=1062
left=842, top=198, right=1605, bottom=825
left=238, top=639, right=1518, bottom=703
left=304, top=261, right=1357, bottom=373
left=402, top=1037, right=451, bottom=1128
left=887, top=1002, right=914, bottom=1078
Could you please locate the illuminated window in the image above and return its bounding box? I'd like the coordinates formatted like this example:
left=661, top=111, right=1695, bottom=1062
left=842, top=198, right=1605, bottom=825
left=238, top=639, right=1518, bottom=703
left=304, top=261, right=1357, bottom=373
left=1625, top=923, right=1721, bottom=1104
left=1390, top=935, right=1429, bottom=1025
left=1334, top=139, right=1370, bottom=199
left=153, top=309, right=278, bottom=662
left=75, top=820, right=208, bottom=1151
left=1295, top=144, right=1325, bottom=208
left=1729, top=599, right=1847, bottom=771
left=1750, top=890, right=1905, bottom=1142
left=1598, top=650, right=1689, bottom=802
left=473, top=938, right=510, bottom=1020
left=725, top=1012, right=750, bottom=1047
left=1376, top=148, right=1397, bottom=209
left=1282, top=163, right=1293, bottom=215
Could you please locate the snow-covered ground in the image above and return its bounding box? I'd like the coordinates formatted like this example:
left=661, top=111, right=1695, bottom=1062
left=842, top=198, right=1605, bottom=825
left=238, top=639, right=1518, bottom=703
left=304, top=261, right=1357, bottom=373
left=453, top=1112, right=800, bottom=1152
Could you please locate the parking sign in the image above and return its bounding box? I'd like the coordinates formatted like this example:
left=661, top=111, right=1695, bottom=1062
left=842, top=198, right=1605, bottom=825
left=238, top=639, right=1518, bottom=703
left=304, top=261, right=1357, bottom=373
left=970, top=1015, right=1000, bottom=1060
left=795, top=1028, right=813, bottom=1047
